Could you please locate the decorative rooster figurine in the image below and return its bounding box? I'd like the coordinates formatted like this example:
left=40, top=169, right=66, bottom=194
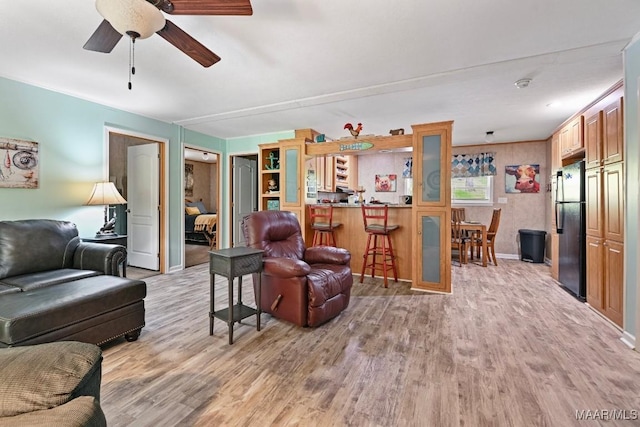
left=344, top=122, right=363, bottom=139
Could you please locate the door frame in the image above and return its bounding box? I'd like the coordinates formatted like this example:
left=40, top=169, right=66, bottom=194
left=182, top=143, right=221, bottom=267
left=105, top=126, right=169, bottom=274
left=229, top=151, right=259, bottom=248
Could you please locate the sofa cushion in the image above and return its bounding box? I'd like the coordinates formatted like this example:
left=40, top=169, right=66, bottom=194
left=0, top=275, right=147, bottom=346
left=0, top=284, right=20, bottom=296
left=0, top=220, right=80, bottom=280
left=0, top=269, right=101, bottom=292
left=0, top=341, right=102, bottom=418
left=0, top=396, right=106, bottom=427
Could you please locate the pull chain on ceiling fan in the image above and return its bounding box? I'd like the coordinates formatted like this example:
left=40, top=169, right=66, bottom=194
left=83, top=0, right=253, bottom=89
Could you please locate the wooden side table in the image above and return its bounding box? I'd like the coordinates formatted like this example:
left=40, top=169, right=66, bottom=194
left=81, top=234, right=128, bottom=277
left=209, top=247, right=263, bottom=344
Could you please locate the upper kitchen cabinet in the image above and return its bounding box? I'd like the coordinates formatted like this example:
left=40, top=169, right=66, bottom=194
left=560, top=115, right=584, bottom=160
left=412, top=122, right=452, bottom=207
left=602, top=97, right=624, bottom=165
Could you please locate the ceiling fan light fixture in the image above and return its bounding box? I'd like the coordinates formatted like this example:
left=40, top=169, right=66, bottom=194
left=96, top=0, right=166, bottom=40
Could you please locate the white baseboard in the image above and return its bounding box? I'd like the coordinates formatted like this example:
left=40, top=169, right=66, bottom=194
left=621, top=331, right=636, bottom=350
left=168, top=265, right=183, bottom=274
left=496, top=253, right=520, bottom=260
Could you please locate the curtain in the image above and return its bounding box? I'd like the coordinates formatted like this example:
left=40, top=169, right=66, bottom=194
left=451, top=152, right=496, bottom=178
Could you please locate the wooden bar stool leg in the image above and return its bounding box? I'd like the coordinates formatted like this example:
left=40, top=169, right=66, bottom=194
left=381, top=233, right=388, bottom=287
left=361, top=233, right=372, bottom=282
left=370, top=235, right=378, bottom=279
left=386, top=234, right=398, bottom=282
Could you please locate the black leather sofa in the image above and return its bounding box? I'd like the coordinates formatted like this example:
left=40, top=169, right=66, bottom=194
left=0, top=219, right=146, bottom=348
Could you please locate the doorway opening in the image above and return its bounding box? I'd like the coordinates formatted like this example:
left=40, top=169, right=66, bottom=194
left=183, top=146, right=220, bottom=268
left=106, top=128, right=168, bottom=280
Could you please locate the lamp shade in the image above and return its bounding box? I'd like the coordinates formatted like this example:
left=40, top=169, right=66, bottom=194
left=96, top=0, right=166, bottom=39
left=86, top=182, right=127, bottom=206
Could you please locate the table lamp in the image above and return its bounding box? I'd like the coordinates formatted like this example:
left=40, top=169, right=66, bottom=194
left=85, top=182, right=128, bottom=237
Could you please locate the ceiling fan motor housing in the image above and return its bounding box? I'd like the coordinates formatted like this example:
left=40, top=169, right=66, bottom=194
left=96, top=0, right=166, bottom=39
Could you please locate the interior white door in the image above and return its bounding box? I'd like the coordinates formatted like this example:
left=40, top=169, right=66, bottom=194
left=127, top=143, right=159, bottom=270
left=233, top=156, right=257, bottom=246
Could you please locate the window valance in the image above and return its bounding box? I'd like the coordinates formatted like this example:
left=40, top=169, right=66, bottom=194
left=451, top=152, right=496, bottom=178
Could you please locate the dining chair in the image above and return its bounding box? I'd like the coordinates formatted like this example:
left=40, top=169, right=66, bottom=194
left=469, top=208, right=501, bottom=266
left=451, top=207, right=466, bottom=222
left=451, top=216, right=469, bottom=266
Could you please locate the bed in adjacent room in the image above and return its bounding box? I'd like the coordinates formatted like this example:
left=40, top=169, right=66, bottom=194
left=185, top=200, right=217, bottom=248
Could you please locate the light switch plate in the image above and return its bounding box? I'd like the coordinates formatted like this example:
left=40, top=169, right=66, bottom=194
left=498, top=197, right=508, bottom=204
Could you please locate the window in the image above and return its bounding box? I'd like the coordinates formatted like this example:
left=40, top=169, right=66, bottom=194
left=452, top=176, right=493, bottom=206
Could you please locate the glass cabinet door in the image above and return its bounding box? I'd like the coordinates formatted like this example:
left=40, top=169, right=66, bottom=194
left=282, top=143, right=302, bottom=207
left=411, top=121, right=452, bottom=293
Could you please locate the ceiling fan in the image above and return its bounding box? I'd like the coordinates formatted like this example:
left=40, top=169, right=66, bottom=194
left=83, top=0, right=252, bottom=70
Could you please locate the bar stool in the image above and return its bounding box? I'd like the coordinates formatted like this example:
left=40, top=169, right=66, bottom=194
left=309, top=205, right=342, bottom=246
left=360, top=205, right=399, bottom=287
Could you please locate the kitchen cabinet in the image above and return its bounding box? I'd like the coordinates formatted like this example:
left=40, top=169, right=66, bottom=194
left=583, top=90, right=624, bottom=328
left=560, top=115, right=584, bottom=159
left=584, top=111, right=602, bottom=170
left=603, top=97, right=623, bottom=165
left=411, top=121, right=452, bottom=293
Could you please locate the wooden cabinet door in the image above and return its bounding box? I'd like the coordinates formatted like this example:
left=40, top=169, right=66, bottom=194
left=603, top=97, right=623, bottom=165
left=412, top=126, right=451, bottom=207
left=603, top=240, right=624, bottom=327
left=412, top=209, right=449, bottom=293
left=584, top=111, right=602, bottom=170
left=281, top=143, right=302, bottom=208
left=551, top=132, right=561, bottom=172
left=316, top=156, right=326, bottom=191
left=585, top=235, right=604, bottom=311
left=550, top=233, right=559, bottom=280
left=569, top=116, right=584, bottom=153
left=585, top=167, right=603, bottom=238
left=603, top=162, right=624, bottom=242
left=324, top=156, right=335, bottom=192
left=559, top=126, right=571, bottom=157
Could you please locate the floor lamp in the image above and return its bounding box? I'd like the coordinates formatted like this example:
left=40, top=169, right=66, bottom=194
left=86, top=182, right=128, bottom=237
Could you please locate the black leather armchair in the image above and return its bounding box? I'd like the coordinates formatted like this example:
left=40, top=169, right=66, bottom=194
left=242, top=210, right=353, bottom=327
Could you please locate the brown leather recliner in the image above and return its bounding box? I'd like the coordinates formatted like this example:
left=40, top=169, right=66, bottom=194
left=242, top=210, right=353, bottom=327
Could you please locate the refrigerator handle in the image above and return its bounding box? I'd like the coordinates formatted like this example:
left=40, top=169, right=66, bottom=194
left=555, top=170, right=564, bottom=234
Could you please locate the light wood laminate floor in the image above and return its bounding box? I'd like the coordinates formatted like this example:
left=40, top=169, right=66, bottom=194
left=101, top=260, right=640, bottom=426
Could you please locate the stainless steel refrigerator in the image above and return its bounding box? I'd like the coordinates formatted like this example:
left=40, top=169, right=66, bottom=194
left=555, top=160, right=586, bottom=299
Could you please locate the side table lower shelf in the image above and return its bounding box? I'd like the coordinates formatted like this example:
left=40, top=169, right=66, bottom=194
left=212, top=304, right=257, bottom=324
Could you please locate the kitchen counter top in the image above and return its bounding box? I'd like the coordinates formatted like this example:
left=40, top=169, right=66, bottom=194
left=309, top=203, right=412, bottom=208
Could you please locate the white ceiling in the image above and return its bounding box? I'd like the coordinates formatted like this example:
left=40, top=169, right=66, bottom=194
left=2, top=1, right=640, bottom=146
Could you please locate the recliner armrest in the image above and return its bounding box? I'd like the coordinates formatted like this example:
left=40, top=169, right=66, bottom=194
left=304, top=246, right=351, bottom=265
left=73, top=242, right=126, bottom=276
left=263, top=257, right=311, bottom=278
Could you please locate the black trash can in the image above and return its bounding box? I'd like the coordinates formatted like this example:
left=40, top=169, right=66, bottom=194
left=518, top=229, right=547, bottom=263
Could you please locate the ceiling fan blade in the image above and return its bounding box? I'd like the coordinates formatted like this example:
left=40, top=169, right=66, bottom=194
left=83, top=19, right=123, bottom=53
left=167, top=0, right=252, bottom=15
left=157, top=20, right=221, bottom=67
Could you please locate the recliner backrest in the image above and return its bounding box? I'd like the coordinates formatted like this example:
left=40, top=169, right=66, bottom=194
left=0, top=220, right=80, bottom=279
left=241, top=211, right=305, bottom=260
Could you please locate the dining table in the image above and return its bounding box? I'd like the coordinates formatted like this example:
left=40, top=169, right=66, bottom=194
left=460, top=221, right=488, bottom=267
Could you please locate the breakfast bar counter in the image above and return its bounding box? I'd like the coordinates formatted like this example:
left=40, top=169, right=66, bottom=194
left=305, top=204, right=412, bottom=281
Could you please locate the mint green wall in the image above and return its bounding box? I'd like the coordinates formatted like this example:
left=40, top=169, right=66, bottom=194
left=624, top=38, right=640, bottom=338
left=0, top=77, right=223, bottom=270
left=222, top=132, right=295, bottom=247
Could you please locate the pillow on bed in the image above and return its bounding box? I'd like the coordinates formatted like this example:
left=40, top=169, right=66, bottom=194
left=185, top=206, right=201, bottom=215
left=186, top=201, right=208, bottom=214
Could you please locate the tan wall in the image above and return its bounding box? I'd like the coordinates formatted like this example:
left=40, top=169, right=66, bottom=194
left=452, top=140, right=549, bottom=257
left=357, top=152, right=413, bottom=204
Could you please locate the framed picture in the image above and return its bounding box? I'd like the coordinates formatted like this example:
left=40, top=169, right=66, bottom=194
left=266, top=199, right=280, bottom=210
left=505, top=164, right=541, bottom=193
left=185, top=163, right=194, bottom=197
left=0, top=138, right=39, bottom=189
left=375, top=174, right=397, bottom=192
